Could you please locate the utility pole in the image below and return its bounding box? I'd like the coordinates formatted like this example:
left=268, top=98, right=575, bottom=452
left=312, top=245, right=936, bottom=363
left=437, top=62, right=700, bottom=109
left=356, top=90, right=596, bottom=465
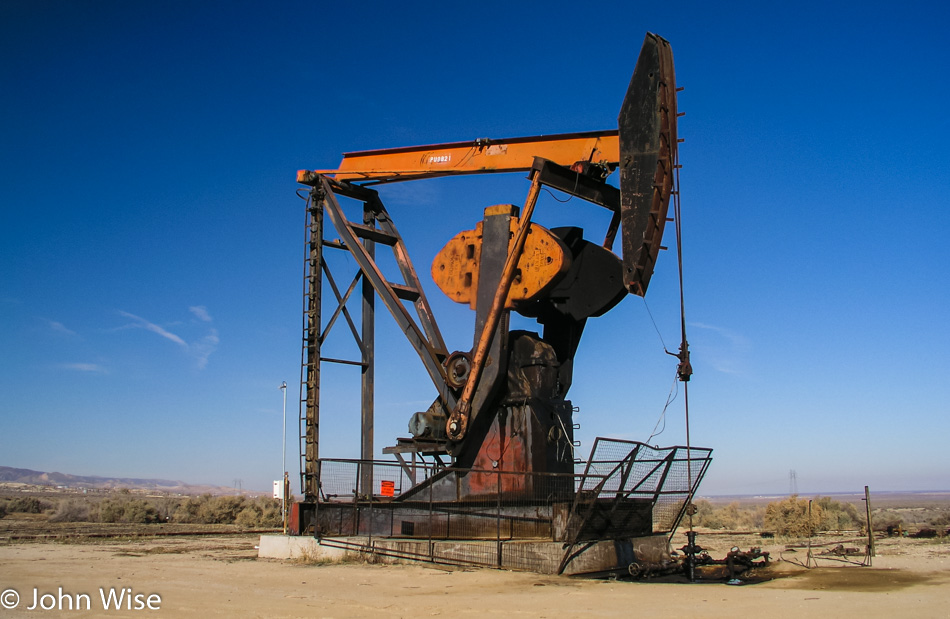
left=864, top=485, right=875, bottom=563
left=280, top=381, right=287, bottom=534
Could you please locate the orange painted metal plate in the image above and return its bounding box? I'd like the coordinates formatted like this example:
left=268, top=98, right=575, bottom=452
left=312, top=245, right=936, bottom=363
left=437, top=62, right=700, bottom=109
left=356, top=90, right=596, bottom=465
left=301, top=130, right=619, bottom=184
left=432, top=217, right=570, bottom=309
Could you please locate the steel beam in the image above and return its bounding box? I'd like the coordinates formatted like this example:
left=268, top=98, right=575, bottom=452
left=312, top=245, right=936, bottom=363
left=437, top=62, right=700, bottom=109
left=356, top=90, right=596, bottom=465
left=317, top=177, right=454, bottom=405
left=301, top=130, right=620, bottom=185
left=361, top=204, right=376, bottom=496
left=447, top=171, right=542, bottom=441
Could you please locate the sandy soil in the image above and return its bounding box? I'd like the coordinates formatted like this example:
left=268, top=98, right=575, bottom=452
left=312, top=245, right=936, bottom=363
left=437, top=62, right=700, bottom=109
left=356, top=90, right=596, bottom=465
left=0, top=533, right=948, bottom=618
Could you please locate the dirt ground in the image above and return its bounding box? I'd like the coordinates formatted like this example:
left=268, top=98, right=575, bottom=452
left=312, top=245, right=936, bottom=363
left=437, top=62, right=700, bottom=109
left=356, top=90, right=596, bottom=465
left=1, top=531, right=948, bottom=618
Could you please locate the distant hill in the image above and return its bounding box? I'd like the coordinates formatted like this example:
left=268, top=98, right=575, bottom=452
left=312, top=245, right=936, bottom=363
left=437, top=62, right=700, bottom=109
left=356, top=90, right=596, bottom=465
left=0, top=466, right=239, bottom=495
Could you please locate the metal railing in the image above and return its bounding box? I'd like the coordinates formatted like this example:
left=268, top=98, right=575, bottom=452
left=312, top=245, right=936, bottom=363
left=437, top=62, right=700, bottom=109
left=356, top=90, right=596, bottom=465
left=305, top=439, right=711, bottom=572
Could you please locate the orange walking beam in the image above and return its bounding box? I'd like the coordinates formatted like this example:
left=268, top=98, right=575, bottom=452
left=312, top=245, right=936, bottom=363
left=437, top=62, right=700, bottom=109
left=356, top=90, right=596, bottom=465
left=298, top=130, right=619, bottom=185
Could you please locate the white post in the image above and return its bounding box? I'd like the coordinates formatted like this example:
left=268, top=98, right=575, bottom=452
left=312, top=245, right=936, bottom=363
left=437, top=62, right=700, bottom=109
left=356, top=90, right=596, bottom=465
left=280, top=381, right=287, bottom=534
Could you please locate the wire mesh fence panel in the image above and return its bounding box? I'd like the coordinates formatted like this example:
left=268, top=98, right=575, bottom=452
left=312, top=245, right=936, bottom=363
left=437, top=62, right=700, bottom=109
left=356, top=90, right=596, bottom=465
left=317, top=460, right=360, bottom=500
left=310, top=439, right=711, bottom=569
left=317, top=459, right=438, bottom=501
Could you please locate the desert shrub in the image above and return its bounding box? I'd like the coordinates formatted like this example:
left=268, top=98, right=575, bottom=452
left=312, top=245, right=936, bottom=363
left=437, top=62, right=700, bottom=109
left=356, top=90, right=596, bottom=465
left=6, top=497, right=50, bottom=514
left=764, top=495, right=823, bottom=537
left=98, top=498, right=124, bottom=523
left=691, top=500, right=721, bottom=528
left=170, top=494, right=284, bottom=525
left=717, top=502, right=746, bottom=530
left=873, top=509, right=904, bottom=531
left=152, top=498, right=178, bottom=522
left=815, top=496, right=862, bottom=531
left=740, top=504, right=766, bottom=530
left=98, top=498, right=160, bottom=523
left=234, top=507, right=258, bottom=528
left=122, top=499, right=160, bottom=523
left=0, top=503, right=6, bottom=519
left=690, top=500, right=764, bottom=531
left=172, top=496, right=205, bottom=523
left=259, top=499, right=282, bottom=528
left=196, top=495, right=247, bottom=524
left=49, top=498, right=93, bottom=522
left=235, top=497, right=282, bottom=528
left=705, top=503, right=737, bottom=529
left=929, top=511, right=950, bottom=527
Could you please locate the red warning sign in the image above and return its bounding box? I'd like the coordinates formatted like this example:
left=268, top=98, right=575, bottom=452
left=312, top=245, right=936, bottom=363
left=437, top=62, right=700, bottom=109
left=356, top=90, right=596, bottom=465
left=380, top=480, right=395, bottom=497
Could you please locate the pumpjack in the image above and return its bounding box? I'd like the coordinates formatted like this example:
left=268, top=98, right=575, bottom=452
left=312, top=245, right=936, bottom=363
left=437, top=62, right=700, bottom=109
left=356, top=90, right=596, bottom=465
left=291, top=33, right=713, bottom=576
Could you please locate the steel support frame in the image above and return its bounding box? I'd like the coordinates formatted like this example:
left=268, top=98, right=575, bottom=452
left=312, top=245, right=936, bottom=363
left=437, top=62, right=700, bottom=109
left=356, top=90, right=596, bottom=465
left=299, top=176, right=454, bottom=502
left=300, top=152, right=670, bottom=500
left=319, top=177, right=451, bottom=399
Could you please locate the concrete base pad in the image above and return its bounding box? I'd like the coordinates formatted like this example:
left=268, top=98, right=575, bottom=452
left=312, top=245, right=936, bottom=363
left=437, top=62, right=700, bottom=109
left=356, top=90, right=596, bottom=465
left=258, top=534, right=670, bottom=575
left=258, top=535, right=350, bottom=562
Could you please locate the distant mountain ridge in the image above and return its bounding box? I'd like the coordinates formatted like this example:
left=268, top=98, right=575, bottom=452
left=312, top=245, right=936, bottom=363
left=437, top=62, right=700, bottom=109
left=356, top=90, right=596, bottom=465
left=0, top=465, right=237, bottom=494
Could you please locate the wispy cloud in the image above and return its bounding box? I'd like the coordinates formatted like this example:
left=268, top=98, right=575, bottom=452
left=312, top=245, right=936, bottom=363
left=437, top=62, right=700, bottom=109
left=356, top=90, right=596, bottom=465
left=117, top=308, right=219, bottom=369
left=118, top=311, right=188, bottom=348
left=189, top=305, right=212, bottom=322
left=61, top=362, right=108, bottom=374
left=688, top=322, right=751, bottom=376
left=689, top=322, right=751, bottom=350
left=45, top=319, right=77, bottom=336
left=707, top=359, right=743, bottom=376
left=191, top=328, right=220, bottom=370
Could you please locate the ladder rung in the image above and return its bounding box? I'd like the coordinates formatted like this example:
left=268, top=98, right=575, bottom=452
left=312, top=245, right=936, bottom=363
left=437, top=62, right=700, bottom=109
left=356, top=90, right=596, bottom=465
left=390, top=283, right=420, bottom=301
left=349, top=223, right=398, bottom=246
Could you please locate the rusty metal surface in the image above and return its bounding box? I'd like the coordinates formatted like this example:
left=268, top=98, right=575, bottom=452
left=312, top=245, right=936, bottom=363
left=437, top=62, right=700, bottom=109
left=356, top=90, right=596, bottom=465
left=518, top=226, right=627, bottom=322
left=361, top=203, right=376, bottom=493
left=618, top=33, right=679, bottom=296
left=531, top=156, right=620, bottom=212
left=308, top=439, right=711, bottom=575
left=432, top=217, right=571, bottom=310
left=308, top=437, right=710, bottom=577
left=373, top=195, right=449, bottom=358
left=448, top=173, right=542, bottom=442
left=301, top=195, right=323, bottom=501
left=443, top=352, right=472, bottom=390
left=295, top=34, right=705, bottom=570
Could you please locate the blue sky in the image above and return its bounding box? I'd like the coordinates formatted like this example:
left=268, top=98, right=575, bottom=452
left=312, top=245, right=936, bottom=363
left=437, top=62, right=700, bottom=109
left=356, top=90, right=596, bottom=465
left=1, top=1, right=948, bottom=495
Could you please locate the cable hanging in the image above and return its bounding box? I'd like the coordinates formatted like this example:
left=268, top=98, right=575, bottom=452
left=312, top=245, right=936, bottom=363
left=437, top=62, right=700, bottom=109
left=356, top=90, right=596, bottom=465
left=668, top=132, right=697, bottom=544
